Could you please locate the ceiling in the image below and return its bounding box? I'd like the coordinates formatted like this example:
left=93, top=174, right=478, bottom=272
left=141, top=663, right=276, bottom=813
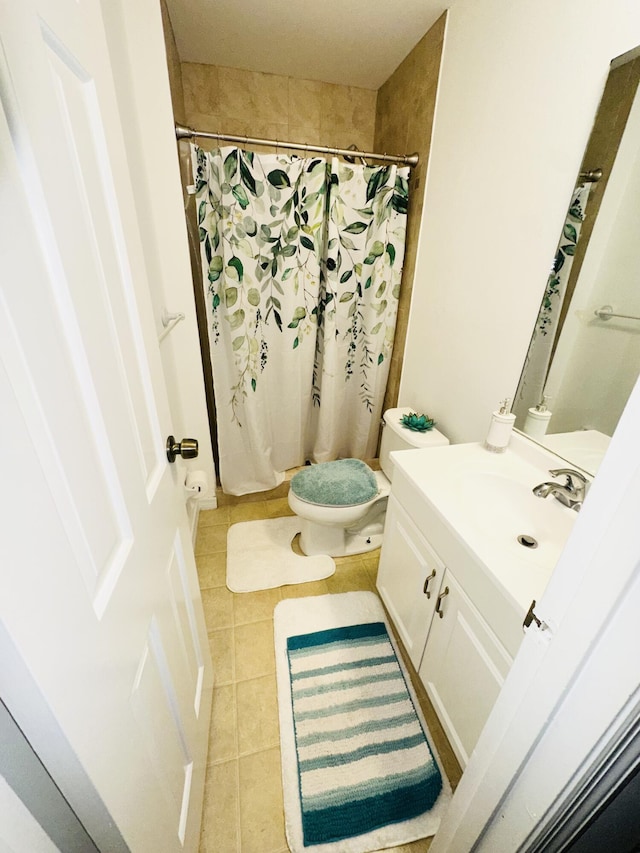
left=164, top=0, right=448, bottom=90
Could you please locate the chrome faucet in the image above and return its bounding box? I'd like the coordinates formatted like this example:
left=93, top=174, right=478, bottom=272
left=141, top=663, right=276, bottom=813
left=532, top=468, right=588, bottom=512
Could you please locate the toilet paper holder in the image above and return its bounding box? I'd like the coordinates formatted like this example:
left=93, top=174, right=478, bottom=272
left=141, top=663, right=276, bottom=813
left=185, top=470, right=208, bottom=494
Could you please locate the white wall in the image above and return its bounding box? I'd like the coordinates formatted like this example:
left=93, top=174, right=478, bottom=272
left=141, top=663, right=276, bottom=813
left=99, top=0, right=217, bottom=504
left=400, top=0, right=640, bottom=445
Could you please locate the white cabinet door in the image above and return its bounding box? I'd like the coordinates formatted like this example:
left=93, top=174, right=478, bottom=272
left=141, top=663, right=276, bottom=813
left=419, top=571, right=512, bottom=768
left=377, top=495, right=445, bottom=668
left=0, top=1, right=212, bottom=850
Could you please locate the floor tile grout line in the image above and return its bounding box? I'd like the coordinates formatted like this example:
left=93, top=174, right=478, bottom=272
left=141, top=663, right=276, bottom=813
left=236, top=743, right=284, bottom=852
left=206, top=740, right=282, bottom=767
left=232, top=672, right=277, bottom=686
left=234, top=742, right=283, bottom=762
left=236, top=742, right=281, bottom=760
left=230, top=623, right=237, bottom=684
left=233, top=750, right=241, bottom=852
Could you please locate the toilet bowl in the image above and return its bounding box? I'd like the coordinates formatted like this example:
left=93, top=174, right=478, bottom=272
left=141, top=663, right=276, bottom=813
left=287, top=407, right=449, bottom=557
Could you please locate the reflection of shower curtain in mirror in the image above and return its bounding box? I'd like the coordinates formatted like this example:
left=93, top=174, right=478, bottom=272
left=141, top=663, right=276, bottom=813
left=514, top=184, right=591, bottom=423
left=193, top=145, right=409, bottom=494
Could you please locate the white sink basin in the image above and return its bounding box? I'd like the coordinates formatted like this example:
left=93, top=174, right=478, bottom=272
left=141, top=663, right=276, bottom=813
left=390, top=433, right=582, bottom=616
left=458, top=469, right=576, bottom=573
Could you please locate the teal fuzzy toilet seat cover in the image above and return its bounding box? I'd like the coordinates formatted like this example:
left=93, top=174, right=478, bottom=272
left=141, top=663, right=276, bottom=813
left=290, top=459, right=378, bottom=507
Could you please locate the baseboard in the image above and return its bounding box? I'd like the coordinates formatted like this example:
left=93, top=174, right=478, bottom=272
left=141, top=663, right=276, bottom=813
left=197, top=497, right=218, bottom=510
left=185, top=494, right=218, bottom=548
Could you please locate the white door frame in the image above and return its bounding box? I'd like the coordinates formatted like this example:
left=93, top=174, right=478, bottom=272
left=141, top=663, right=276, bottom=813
left=526, top=691, right=640, bottom=850
left=0, top=694, right=99, bottom=853
left=0, top=623, right=129, bottom=852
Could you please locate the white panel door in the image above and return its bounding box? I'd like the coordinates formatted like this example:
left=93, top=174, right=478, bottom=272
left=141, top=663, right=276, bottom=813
left=0, top=0, right=212, bottom=850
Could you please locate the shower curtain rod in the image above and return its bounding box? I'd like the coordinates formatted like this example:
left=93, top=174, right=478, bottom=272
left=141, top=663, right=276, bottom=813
left=579, top=167, right=603, bottom=183
left=175, top=124, right=419, bottom=167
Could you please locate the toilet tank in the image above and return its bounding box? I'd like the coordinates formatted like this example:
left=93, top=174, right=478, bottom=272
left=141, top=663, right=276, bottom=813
left=379, top=407, right=449, bottom=481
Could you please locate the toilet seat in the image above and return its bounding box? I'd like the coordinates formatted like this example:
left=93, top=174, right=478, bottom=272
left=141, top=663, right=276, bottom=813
left=286, top=408, right=449, bottom=558
left=290, top=459, right=379, bottom=507
left=287, top=463, right=389, bottom=557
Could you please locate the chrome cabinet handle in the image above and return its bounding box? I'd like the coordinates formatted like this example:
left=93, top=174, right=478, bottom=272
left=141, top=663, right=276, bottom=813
left=435, top=586, right=449, bottom=619
left=423, top=570, right=437, bottom=598
left=166, top=436, right=199, bottom=463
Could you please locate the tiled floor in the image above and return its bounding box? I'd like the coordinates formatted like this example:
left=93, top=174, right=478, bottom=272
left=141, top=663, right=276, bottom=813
left=196, top=482, right=462, bottom=853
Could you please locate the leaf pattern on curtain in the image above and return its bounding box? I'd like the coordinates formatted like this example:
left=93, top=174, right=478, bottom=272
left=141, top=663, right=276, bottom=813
left=314, top=161, right=408, bottom=412
left=193, top=144, right=409, bottom=492
left=537, top=186, right=588, bottom=335
left=513, top=183, right=591, bottom=426
left=194, top=146, right=326, bottom=422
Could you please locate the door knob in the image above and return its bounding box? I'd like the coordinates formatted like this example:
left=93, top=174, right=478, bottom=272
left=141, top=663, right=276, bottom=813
left=166, top=436, right=199, bottom=463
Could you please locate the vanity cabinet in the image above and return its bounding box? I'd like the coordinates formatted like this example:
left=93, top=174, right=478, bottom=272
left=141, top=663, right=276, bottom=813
left=376, top=495, right=445, bottom=668
left=377, top=436, right=573, bottom=769
left=418, top=570, right=512, bottom=767
left=377, top=478, right=517, bottom=769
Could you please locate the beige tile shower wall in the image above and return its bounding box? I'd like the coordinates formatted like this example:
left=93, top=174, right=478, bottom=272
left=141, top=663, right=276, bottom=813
left=375, top=13, right=447, bottom=415
left=180, top=63, right=377, bottom=154
left=160, top=0, right=186, bottom=124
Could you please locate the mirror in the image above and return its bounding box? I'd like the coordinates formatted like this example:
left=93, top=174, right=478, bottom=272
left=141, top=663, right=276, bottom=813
left=513, top=46, right=640, bottom=475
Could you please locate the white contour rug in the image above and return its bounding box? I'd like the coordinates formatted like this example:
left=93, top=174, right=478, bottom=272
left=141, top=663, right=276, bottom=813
left=226, top=516, right=335, bottom=593
left=273, top=591, right=452, bottom=853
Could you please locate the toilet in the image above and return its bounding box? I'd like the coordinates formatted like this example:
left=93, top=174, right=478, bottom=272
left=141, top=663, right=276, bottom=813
left=288, top=407, right=449, bottom=557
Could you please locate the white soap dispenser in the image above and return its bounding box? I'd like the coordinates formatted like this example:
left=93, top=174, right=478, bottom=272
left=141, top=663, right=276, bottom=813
left=485, top=398, right=516, bottom=453
left=523, top=395, right=553, bottom=440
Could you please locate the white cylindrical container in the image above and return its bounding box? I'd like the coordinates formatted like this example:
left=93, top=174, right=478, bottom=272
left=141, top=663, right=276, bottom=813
left=380, top=406, right=449, bottom=480
left=485, top=400, right=516, bottom=453
left=523, top=406, right=553, bottom=439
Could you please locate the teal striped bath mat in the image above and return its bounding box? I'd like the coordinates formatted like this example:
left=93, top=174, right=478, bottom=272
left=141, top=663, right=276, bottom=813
left=274, top=592, right=451, bottom=853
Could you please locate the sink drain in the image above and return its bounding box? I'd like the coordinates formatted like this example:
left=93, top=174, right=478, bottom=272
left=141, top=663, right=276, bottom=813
left=517, top=534, right=538, bottom=549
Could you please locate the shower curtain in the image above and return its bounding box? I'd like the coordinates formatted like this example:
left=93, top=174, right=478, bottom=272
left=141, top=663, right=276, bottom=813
left=193, top=145, right=409, bottom=494
left=514, top=183, right=591, bottom=423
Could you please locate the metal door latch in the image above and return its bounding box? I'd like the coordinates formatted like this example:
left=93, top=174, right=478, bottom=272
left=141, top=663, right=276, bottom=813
left=523, top=599, right=545, bottom=632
